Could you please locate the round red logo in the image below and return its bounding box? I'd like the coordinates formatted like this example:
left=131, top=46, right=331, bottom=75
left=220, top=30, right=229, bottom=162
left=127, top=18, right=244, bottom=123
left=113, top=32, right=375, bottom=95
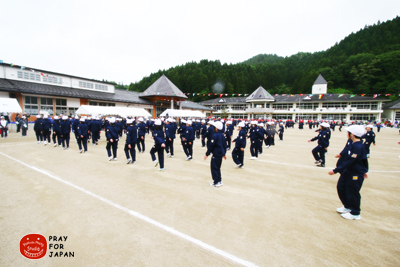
left=20, top=234, right=47, bottom=259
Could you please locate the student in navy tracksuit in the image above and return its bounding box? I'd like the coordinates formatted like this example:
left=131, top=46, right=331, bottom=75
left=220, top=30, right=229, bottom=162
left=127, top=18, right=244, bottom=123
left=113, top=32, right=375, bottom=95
left=329, top=125, right=368, bottom=220
left=257, top=123, right=267, bottom=155
left=225, top=121, right=234, bottom=150
left=361, top=125, right=376, bottom=158
left=232, top=122, right=246, bottom=168
left=278, top=123, right=284, bottom=140
left=137, top=118, right=146, bottom=153
left=41, top=115, right=52, bottom=145
left=77, top=118, right=89, bottom=153
left=308, top=123, right=330, bottom=167
left=124, top=119, right=137, bottom=164
left=182, top=120, right=195, bottom=160
left=248, top=121, right=262, bottom=159
left=52, top=116, right=61, bottom=147
left=205, top=121, right=215, bottom=149
left=60, top=116, right=71, bottom=149
left=200, top=120, right=207, bottom=147
left=165, top=118, right=175, bottom=157
left=91, top=118, right=101, bottom=145
left=106, top=118, right=119, bottom=160
left=150, top=119, right=166, bottom=171
left=34, top=115, right=43, bottom=143
left=204, top=121, right=227, bottom=187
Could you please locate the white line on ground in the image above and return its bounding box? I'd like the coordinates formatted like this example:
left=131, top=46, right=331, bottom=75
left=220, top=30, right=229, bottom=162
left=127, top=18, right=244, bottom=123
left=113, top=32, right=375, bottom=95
left=0, top=151, right=258, bottom=267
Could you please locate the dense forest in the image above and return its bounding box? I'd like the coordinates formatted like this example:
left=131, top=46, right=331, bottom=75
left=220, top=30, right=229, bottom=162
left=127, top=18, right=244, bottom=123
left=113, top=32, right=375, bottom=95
left=127, top=16, right=400, bottom=102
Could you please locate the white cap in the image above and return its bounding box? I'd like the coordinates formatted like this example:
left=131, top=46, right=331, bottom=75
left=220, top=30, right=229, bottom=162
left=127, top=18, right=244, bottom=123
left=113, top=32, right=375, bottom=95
left=346, top=125, right=365, bottom=138
left=258, top=123, right=264, bottom=127
left=43, top=115, right=48, bottom=119
left=138, top=117, right=144, bottom=122
left=155, top=119, right=162, bottom=125
left=214, top=121, right=223, bottom=130
left=251, top=121, right=257, bottom=125
left=75, top=115, right=79, bottom=119
left=226, top=121, right=232, bottom=124
left=126, top=119, right=133, bottom=124
left=186, top=120, right=192, bottom=125
left=62, top=116, right=68, bottom=120
left=366, top=124, right=374, bottom=128
left=181, top=119, right=186, bottom=124
left=201, top=120, right=205, bottom=123
left=36, top=115, right=41, bottom=118
left=80, top=118, right=85, bottom=122
left=238, top=122, right=245, bottom=127
left=207, top=121, right=214, bottom=125
left=320, top=122, right=330, bottom=128
left=109, top=117, right=116, bottom=123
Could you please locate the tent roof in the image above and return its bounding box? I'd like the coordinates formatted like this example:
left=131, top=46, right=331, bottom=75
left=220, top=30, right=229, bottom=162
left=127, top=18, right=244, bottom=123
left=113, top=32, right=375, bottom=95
left=159, top=109, right=205, bottom=118
left=140, top=75, right=187, bottom=99
left=75, top=105, right=151, bottom=117
left=0, top=97, right=22, bottom=113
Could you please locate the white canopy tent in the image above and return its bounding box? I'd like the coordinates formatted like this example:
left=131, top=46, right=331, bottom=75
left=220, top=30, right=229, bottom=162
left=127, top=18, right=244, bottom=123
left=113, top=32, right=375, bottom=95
left=0, top=98, right=22, bottom=113
left=75, top=105, right=151, bottom=117
left=160, top=109, right=206, bottom=118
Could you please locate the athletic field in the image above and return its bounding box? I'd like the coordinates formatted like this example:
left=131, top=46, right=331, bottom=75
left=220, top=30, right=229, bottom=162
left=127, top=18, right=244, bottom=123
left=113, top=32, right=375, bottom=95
left=1, top=126, right=399, bottom=266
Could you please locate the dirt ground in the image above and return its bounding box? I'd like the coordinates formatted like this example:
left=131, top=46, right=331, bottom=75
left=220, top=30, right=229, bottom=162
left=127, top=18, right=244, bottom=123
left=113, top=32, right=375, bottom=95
left=0, top=125, right=399, bottom=267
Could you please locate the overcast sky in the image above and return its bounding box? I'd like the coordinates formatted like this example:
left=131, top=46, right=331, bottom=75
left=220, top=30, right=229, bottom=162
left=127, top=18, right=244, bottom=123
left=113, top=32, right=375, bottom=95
left=1, top=0, right=399, bottom=85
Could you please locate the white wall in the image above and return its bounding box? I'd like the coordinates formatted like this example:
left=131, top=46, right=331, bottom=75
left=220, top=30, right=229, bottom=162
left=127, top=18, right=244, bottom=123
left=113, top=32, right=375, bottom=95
left=67, top=98, right=81, bottom=108
left=0, top=92, right=9, bottom=98
left=312, top=84, right=327, bottom=94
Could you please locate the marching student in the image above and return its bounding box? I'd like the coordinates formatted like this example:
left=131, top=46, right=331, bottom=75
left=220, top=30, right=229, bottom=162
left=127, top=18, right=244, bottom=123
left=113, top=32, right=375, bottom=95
left=328, top=125, right=368, bottom=220
left=21, top=116, right=28, bottom=137
left=204, top=121, right=227, bottom=187
left=106, top=117, right=119, bottom=161
left=232, top=121, right=246, bottom=168
left=52, top=116, right=61, bottom=147
left=77, top=117, right=89, bottom=153
left=361, top=125, right=376, bottom=158
left=205, top=120, right=215, bottom=149
left=165, top=118, right=175, bottom=158
left=248, top=121, right=262, bottom=159
left=60, top=116, right=71, bottom=150
left=225, top=120, right=234, bottom=150
left=308, top=122, right=330, bottom=167
left=124, top=119, right=137, bottom=164
left=278, top=123, right=284, bottom=141
left=34, top=115, right=43, bottom=143
left=137, top=117, right=146, bottom=153
left=150, top=119, right=166, bottom=171
left=41, top=115, right=52, bottom=145
left=200, top=119, right=207, bottom=147
left=91, top=117, right=101, bottom=145
left=182, top=120, right=195, bottom=161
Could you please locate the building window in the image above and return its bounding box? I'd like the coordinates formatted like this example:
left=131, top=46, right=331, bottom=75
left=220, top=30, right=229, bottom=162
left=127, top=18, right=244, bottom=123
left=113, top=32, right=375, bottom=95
left=272, top=104, right=293, bottom=110
left=24, top=96, right=39, bottom=115
left=79, top=81, right=94, bottom=89
left=298, top=103, right=319, bottom=110
left=18, top=71, right=41, bottom=82
left=350, top=114, right=376, bottom=121
left=43, top=75, right=62, bottom=84
left=108, top=103, right=115, bottom=107
left=321, top=114, right=346, bottom=120
left=230, top=114, right=247, bottom=119
left=231, top=104, right=247, bottom=110
left=99, top=102, right=107, bottom=106
left=322, top=102, right=347, bottom=109
left=272, top=114, right=292, bottom=120
left=69, top=107, right=78, bottom=116
left=89, top=101, right=98, bottom=106
left=395, top=111, right=400, bottom=120
left=55, top=99, right=67, bottom=115
left=350, top=102, right=378, bottom=110
left=295, top=114, right=318, bottom=120
left=40, top=97, right=54, bottom=115
left=95, top=83, right=108, bottom=91
left=213, top=105, right=227, bottom=111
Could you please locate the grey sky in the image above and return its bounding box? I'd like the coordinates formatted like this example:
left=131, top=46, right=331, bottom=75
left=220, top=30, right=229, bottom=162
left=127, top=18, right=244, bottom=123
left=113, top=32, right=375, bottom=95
left=1, top=0, right=399, bottom=85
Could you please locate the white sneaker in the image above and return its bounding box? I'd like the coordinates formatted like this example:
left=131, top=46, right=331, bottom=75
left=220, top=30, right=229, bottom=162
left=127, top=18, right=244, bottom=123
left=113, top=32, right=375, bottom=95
left=44, top=141, right=47, bottom=145
left=127, top=158, right=132, bottom=164
left=154, top=160, right=159, bottom=167
left=159, top=168, right=165, bottom=171
left=79, top=150, right=83, bottom=154
left=132, top=161, right=136, bottom=164
left=108, top=156, right=113, bottom=161
left=341, top=213, right=361, bottom=220
left=250, top=157, right=256, bottom=160
left=54, top=143, right=57, bottom=147
left=37, top=141, right=40, bottom=144
left=265, top=146, right=270, bottom=148
left=215, top=182, right=222, bottom=187
left=235, top=164, right=241, bottom=168
left=336, top=206, right=351, bottom=214
left=113, top=158, right=117, bottom=161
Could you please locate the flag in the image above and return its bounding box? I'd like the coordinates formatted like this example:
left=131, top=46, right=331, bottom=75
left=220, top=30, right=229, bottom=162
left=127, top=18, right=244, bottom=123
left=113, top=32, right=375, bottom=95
left=319, top=94, right=323, bottom=99
left=31, top=69, right=35, bottom=72
left=40, top=72, right=44, bottom=76
left=309, top=94, right=313, bottom=97
left=385, top=94, right=391, bottom=96
left=338, top=94, right=344, bottom=98
left=244, top=94, right=248, bottom=96
left=239, top=94, right=242, bottom=96
left=350, top=95, right=356, bottom=98
left=290, top=94, right=294, bottom=97
left=20, top=66, right=25, bottom=70
left=208, top=94, right=211, bottom=96
left=225, top=94, right=228, bottom=96
left=361, top=94, right=365, bottom=96
left=0, top=60, right=3, bottom=64
left=219, top=94, right=222, bottom=97
left=10, top=63, right=13, bottom=67
left=373, top=94, right=378, bottom=98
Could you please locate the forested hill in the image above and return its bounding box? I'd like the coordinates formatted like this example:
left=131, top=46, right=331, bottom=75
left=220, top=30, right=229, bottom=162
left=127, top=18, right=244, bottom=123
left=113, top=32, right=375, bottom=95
left=128, top=16, right=400, bottom=102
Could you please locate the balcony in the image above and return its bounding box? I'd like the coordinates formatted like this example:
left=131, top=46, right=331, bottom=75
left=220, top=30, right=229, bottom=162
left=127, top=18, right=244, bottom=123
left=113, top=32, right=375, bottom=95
left=246, top=108, right=275, bottom=113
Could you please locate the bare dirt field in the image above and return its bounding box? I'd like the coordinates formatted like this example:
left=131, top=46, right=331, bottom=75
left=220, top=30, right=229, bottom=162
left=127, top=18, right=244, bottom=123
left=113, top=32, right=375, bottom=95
left=1, top=126, right=399, bottom=267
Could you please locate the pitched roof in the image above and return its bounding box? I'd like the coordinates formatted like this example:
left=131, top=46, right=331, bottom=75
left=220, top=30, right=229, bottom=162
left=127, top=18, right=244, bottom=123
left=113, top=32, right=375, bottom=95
left=0, top=78, right=154, bottom=105
left=246, top=86, right=275, bottom=101
left=200, top=97, right=247, bottom=105
left=181, top=101, right=212, bottom=111
left=382, top=99, right=400, bottom=110
left=313, top=74, right=328, bottom=85
left=139, top=75, right=187, bottom=99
